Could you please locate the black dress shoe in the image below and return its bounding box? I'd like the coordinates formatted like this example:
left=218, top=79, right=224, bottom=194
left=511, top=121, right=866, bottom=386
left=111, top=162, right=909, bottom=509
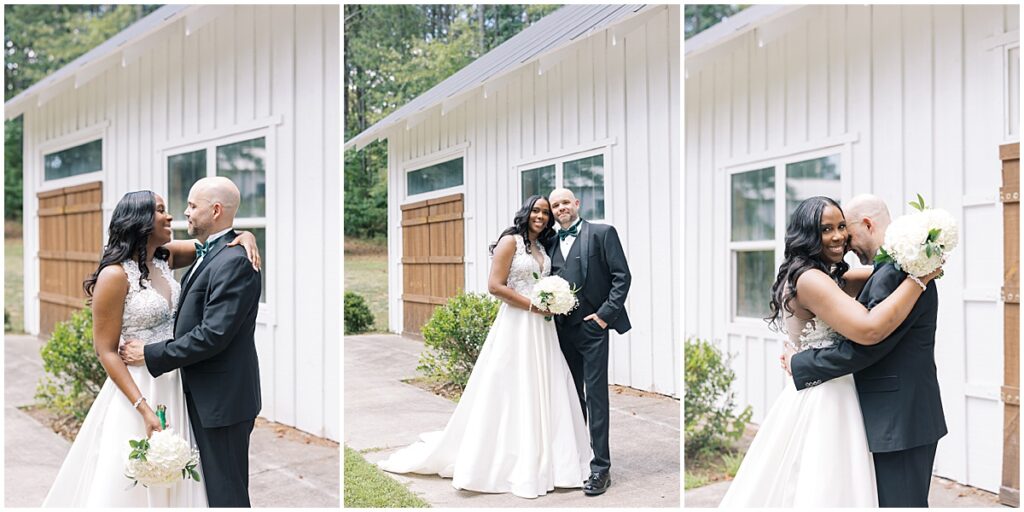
left=583, top=471, right=611, bottom=496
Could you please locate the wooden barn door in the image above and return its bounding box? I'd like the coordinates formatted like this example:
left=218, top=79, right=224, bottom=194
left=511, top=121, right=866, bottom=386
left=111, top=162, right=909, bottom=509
left=400, top=193, right=464, bottom=337
left=1000, top=142, right=1020, bottom=507
left=37, top=182, right=103, bottom=336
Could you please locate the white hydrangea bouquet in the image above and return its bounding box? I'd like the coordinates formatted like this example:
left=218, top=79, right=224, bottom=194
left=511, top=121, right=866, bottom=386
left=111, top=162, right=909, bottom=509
left=124, top=405, right=201, bottom=488
left=875, top=194, right=959, bottom=277
left=530, top=272, right=579, bottom=321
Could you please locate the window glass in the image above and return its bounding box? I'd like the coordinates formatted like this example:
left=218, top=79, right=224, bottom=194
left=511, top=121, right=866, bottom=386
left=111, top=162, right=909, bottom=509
left=521, top=165, right=555, bottom=202
left=168, top=149, right=206, bottom=218
left=217, top=138, right=266, bottom=217
left=785, top=155, right=841, bottom=221
left=735, top=250, right=774, bottom=319
left=563, top=155, right=605, bottom=219
left=407, top=157, right=463, bottom=196
left=44, top=139, right=102, bottom=181
left=731, top=167, right=774, bottom=242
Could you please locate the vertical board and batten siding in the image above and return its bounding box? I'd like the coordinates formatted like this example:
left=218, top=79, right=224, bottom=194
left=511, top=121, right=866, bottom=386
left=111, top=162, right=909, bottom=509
left=20, top=5, right=340, bottom=441
left=387, top=6, right=681, bottom=396
left=684, top=4, right=1018, bottom=492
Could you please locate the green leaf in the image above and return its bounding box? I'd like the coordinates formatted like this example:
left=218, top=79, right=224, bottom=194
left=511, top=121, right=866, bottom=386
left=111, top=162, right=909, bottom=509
left=925, top=244, right=932, bottom=258
left=927, top=228, right=941, bottom=243
left=874, top=246, right=893, bottom=264
left=532, top=271, right=540, bottom=280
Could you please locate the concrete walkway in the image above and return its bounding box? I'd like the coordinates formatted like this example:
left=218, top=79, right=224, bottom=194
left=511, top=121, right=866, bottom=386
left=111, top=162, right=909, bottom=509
left=4, top=334, right=339, bottom=508
left=344, top=334, right=681, bottom=508
left=685, top=463, right=1008, bottom=508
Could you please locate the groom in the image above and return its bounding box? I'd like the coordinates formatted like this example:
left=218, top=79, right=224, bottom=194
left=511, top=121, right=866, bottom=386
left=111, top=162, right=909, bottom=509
left=122, top=176, right=262, bottom=507
left=784, top=194, right=947, bottom=507
left=547, top=188, right=631, bottom=496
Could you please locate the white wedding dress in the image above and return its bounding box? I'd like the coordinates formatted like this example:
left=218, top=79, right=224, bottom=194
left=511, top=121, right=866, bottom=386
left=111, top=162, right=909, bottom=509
left=43, top=258, right=207, bottom=507
left=378, top=235, right=592, bottom=498
left=718, top=314, right=878, bottom=507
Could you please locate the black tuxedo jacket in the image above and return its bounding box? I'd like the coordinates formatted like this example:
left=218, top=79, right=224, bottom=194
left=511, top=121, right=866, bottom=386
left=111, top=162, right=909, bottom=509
left=144, top=230, right=263, bottom=429
left=790, top=262, right=947, bottom=453
left=548, top=219, right=632, bottom=334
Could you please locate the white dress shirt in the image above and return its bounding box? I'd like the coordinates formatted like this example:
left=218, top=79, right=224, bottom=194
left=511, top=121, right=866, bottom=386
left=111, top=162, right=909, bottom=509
left=559, top=218, right=583, bottom=260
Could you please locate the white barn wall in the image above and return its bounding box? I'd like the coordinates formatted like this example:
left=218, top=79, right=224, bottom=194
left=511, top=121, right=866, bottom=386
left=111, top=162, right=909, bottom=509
left=684, top=4, right=1017, bottom=491
left=386, top=6, right=681, bottom=396
left=20, top=5, right=340, bottom=441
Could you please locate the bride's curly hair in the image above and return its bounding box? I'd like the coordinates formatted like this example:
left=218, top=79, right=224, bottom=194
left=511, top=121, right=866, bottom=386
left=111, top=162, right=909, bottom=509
left=489, top=195, right=556, bottom=254
left=766, top=196, right=849, bottom=331
left=83, top=191, right=170, bottom=299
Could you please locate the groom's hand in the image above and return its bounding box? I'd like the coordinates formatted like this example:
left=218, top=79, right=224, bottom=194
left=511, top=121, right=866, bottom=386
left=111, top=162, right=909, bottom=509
left=584, top=313, right=608, bottom=330
left=119, top=339, right=146, bottom=367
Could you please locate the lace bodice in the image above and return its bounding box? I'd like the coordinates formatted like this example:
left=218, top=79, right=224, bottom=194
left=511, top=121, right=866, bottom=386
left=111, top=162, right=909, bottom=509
left=120, top=258, right=179, bottom=345
left=505, top=235, right=551, bottom=296
left=783, top=315, right=843, bottom=353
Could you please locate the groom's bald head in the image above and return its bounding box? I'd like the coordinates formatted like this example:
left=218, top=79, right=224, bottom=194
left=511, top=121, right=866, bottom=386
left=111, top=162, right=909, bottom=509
left=185, top=177, right=240, bottom=240
left=844, top=194, right=891, bottom=265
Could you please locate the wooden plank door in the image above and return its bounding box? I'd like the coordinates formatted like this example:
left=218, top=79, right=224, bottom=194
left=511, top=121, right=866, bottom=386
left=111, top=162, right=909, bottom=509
left=1000, top=142, right=1020, bottom=507
left=400, top=193, right=464, bottom=337
left=37, top=182, right=103, bottom=336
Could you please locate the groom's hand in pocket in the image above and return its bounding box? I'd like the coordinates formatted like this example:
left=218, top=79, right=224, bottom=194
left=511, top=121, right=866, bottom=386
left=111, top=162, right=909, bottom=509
left=119, top=339, right=146, bottom=366
left=584, top=313, right=608, bottom=330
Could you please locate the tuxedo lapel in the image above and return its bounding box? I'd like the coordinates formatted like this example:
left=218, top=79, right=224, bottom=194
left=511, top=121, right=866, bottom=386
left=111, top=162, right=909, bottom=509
left=176, top=230, right=237, bottom=314
left=578, top=220, right=590, bottom=283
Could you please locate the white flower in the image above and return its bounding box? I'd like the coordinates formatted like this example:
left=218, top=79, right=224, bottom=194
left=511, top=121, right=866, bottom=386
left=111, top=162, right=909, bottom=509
left=530, top=275, right=579, bottom=315
left=124, top=429, right=200, bottom=488
left=881, top=206, right=959, bottom=277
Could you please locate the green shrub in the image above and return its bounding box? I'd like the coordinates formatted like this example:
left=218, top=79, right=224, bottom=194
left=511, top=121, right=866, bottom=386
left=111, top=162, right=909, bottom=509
left=684, top=337, right=752, bottom=457
left=345, top=291, right=375, bottom=334
left=418, top=292, right=499, bottom=390
left=36, top=308, right=106, bottom=421
left=4, top=309, right=10, bottom=332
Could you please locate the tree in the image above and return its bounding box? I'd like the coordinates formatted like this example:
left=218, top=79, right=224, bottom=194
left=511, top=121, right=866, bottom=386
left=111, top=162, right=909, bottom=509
left=3, top=5, right=159, bottom=221
left=684, top=5, right=747, bottom=40
left=343, top=5, right=561, bottom=240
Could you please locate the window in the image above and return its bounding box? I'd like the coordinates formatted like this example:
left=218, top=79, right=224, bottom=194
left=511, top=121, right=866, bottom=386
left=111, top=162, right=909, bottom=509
left=519, top=152, right=607, bottom=220
left=729, top=153, right=841, bottom=320
left=167, top=136, right=267, bottom=303
left=407, top=157, right=463, bottom=196
left=44, top=139, right=102, bottom=181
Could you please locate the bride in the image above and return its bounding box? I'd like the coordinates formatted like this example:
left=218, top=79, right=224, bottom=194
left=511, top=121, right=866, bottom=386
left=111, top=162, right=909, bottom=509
left=378, top=194, right=591, bottom=499
left=42, top=190, right=260, bottom=507
left=719, top=196, right=941, bottom=507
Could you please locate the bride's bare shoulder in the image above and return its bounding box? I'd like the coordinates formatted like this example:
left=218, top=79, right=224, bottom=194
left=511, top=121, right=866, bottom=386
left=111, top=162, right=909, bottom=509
left=794, top=268, right=837, bottom=296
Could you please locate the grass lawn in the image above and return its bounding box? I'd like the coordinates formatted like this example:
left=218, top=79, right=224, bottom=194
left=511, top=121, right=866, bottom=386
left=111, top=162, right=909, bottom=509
left=5, top=221, right=24, bottom=333
left=344, top=445, right=430, bottom=508
left=344, top=237, right=388, bottom=332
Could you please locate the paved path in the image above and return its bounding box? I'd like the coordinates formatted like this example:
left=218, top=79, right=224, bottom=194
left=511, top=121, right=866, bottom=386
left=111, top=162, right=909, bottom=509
left=685, top=457, right=1008, bottom=508
left=344, top=334, right=680, bottom=508
left=4, top=333, right=339, bottom=507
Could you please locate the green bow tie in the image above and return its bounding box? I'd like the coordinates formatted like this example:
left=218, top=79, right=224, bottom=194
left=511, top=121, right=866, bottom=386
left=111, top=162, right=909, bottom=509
left=558, top=222, right=580, bottom=241
left=194, top=240, right=214, bottom=259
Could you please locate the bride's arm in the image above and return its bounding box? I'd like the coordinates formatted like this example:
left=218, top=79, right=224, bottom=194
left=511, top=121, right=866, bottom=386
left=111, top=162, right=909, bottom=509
left=841, top=266, right=873, bottom=297
left=164, top=231, right=261, bottom=271
left=91, top=266, right=164, bottom=437
left=796, top=267, right=938, bottom=345
left=487, top=235, right=546, bottom=315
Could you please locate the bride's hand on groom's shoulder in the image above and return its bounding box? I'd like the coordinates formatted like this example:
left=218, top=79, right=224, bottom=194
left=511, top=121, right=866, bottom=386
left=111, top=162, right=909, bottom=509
left=227, top=231, right=262, bottom=272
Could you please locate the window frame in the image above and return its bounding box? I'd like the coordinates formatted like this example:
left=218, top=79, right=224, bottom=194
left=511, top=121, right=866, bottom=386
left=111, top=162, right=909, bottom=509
left=161, top=126, right=274, bottom=323
left=36, top=121, right=110, bottom=193
left=514, top=143, right=612, bottom=222
left=725, top=143, right=851, bottom=326
left=401, top=144, right=469, bottom=203
left=1004, top=42, right=1020, bottom=142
